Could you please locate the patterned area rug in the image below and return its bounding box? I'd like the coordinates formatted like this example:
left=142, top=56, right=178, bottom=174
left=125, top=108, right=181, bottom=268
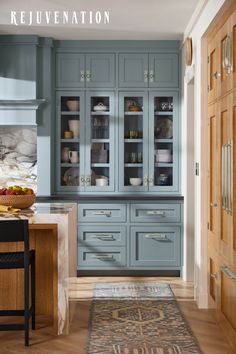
left=87, top=283, right=202, bottom=354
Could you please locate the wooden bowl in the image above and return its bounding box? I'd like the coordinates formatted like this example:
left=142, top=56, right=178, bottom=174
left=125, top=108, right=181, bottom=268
left=0, top=194, right=36, bottom=209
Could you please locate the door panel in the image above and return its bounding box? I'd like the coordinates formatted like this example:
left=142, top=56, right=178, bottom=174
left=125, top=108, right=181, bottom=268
left=149, top=54, right=178, bottom=88
left=56, top=53, right=85, bottom=88
left=86, top=54, right=115, bottom=88
left=119, top=54, right=148, bottom=88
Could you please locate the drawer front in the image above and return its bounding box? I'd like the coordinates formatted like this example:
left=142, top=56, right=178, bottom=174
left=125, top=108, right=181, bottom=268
left=78, top=225, right=126, bottom=246
left=78, top=203, right=126, bottom=223
left=130, top=226, right=181, bottom=267
left=78, top=247, right=126, bottom=268
left=130, top=203, right=181, bottom=223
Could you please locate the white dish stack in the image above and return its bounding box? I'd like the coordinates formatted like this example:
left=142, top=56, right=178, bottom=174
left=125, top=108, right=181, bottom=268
left=155, top=149, right=172, bottom=163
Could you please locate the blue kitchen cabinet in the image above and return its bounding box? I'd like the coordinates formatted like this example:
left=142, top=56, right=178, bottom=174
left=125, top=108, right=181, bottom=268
left=118, top=91, right=179, bottom=193
left=119, top=53, right=179, bottom=88
left=56, top=53, right=85, bottom=88
left=56, top=53, right=115, bottom=89
left=119, top=53, right=149, bottom=88
left=86, top=54, right=115, bottom=88
left=149, top=54, right=179, bottom=88
left=56, top=91, right=115, bottom=192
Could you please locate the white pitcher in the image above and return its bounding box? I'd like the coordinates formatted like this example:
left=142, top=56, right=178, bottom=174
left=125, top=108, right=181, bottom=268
left=69, top=151, right=79, bottom=164
left=68, top=120, right=80, bottom=138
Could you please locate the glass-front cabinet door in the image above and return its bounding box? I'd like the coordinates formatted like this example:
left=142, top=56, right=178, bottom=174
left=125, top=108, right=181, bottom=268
left=57, top=91, right=85, bottom=192
left=84, top=92, right=115, bottom=191
left=119, top=92, right=149, bottom=191
left=149, top=92, right=179, bottom=192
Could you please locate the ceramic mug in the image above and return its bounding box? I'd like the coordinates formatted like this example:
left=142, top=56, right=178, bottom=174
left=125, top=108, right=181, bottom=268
left=69, top=151, right=79, bottom=164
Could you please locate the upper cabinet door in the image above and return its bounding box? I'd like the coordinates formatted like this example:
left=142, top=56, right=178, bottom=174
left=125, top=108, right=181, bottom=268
left=119, top=54, right=149, bottom=88
left=56, top=53, right=85, bottom=88
left=85, top=54, right=115, bottom=88
left=149, top=54, right=179, bottom=88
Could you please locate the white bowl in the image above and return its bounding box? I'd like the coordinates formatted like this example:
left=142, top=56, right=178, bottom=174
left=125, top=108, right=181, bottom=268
left=129, top=178, right=142, bottom=186
left=95, top=178, right=108, bottom=187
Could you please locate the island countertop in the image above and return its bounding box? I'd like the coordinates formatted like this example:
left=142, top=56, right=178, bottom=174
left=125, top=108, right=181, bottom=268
left=0, top=202, right=77, bottom=335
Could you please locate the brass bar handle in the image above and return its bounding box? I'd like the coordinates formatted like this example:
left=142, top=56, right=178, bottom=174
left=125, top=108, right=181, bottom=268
left=228, top=141, right=232, bottom=214
left=221, top=265, right=236, bottom=281
left=149, top=70, right=154, bottom=82
left=222, top=145, right=226, bottom=210
left=144, top=70, right=148, bottom=82
left=145, top=234, right=167, bottom=240
left=86, top=70, right=91, bottom=82
left=92, top=254, right=114, bottom=261
left=80, top=70, right=85, bottom=82
left=146, top=210, right=166, bottom=217
left=210, top=272, right=218, bottom=279
left=93, top=210, right=112, bottom=217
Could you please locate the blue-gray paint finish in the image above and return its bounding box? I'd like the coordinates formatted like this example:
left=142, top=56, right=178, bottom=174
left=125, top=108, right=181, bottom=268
left=119, top=53, right=149, bottom=88
left=78, top=203, right=127, bottom=223
left=86, top=54, right=115, bottom=88
left=78, top=246, right=127, bottom=268
left=130, top=203, right=181, bottom=223
left=78, top=225, right=126, bottom=247
left=130, top=226, right=181, bottom=267
left=149, top=91, right=179, bottom=193
left=118, top=91, right=149, bottom=192
left=149, top=54, right=179, bottom=88
left=56, top=53, right=85, bottom=88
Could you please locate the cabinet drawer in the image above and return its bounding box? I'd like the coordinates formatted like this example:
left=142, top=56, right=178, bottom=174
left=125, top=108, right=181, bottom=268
left=78, top=247, right=126, bottom=268
left=130, top=226, right=181, bottom=267
left=78, top=203, right=126, bottom=223
left=78, top=225, right=126, bottom=246
left=130, top=203, right=181, bottom=223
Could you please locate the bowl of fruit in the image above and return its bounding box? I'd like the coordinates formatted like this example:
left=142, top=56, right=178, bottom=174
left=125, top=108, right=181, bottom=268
left=0, top=186, right=36, bottom=209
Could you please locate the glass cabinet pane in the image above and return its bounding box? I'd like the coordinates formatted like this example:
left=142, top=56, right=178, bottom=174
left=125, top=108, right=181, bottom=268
left=86, top=93, right=114, bottom=190
left=150, top=93, right=178, bottom=191
left=59, top=95, right=81, bottom=189
left=119, top=93, right=148, bottom=191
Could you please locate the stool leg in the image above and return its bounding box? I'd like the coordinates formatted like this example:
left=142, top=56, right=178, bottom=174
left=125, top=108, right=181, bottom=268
left=31, top=255, right=36, bottom=330
left=24, top=266, right=29, bottom=346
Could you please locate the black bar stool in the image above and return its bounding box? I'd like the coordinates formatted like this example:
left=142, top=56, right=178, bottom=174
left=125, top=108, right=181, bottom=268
left=0, top=219, right=36, bottom=346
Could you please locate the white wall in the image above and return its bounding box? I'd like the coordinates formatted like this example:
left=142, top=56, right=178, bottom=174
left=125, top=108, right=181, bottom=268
left=183, top=0, right=226, bottom=307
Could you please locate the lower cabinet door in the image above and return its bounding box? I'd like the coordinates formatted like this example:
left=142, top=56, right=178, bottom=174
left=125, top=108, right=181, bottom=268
left=130, top=226, right=181, bottom=267
left=78, top=246, right=126, bottom=268
left=220, top=264, right=236, bottom=332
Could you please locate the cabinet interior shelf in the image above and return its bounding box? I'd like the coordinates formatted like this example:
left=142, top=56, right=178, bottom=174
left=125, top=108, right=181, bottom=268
left=91, top=111, right=110, bottom=115
left=155, top=111, right=173, bottom=116
left=92, top=139, right=110, bottom=143
left=61, top=163, right=80, bottom=167
left=155, top=163, right=173, bottom=167
left=125, top=163, right=143, bottom=167
left=154, top=139, right=173, bottom=143
left=61, top=111, right=80, bottom=115
left=124, top=112, right=143, bottom=115
left=61, top=138, right=80, bottom=142
left=91, top=163, right=109, bottom=167
left=124, top=139, right=143, bottom=143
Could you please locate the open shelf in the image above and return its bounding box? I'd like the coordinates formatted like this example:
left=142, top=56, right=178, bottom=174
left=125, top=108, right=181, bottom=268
left=61, top=111, right=80, bottom=115
left=124, top=111, right=143, bottom=115
left=61, top=138, right=80, bottom=143
left=124, top=163, right=143, bottom=167
left=91, top=111, right=110, bottom=115
left=61, top=163, right=80, bottom=167
left=124, top=139, right=143, bottom=143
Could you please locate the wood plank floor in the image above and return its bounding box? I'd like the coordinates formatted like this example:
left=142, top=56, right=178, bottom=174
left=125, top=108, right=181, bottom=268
left=0, top=277, right=233, bottom=353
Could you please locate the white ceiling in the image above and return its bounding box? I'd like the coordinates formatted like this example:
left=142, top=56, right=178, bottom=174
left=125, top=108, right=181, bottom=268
left=0, top=0, right=200, bottom=40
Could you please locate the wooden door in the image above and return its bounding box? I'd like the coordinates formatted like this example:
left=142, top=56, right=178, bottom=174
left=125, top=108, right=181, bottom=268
left=231, top=10, right=236, bottom=94
left=218, top=94, right=233, bottom=263
left=208, top=34, right=219, bottom=104
left=118, top=53, right=149, bottom=88
left=219, top=18, right=233, bottom=97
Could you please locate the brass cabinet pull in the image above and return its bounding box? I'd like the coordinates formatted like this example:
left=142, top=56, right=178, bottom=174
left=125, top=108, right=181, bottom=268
left=86, top=70, right=91, bottom=82
left=91, top=234, right=114, bottom=240
left=85, top=175, right=91, bottom=186
left=92, top=254, right=114, bottom=261
left=144, top=70, right=148, bottom=82
left=93, top=210, right=112, bottom=217
left=149, top=70, right=154, bottom=82
left=146, top=210, right=166, bottom=217
left=143, top=175, right=148, bottom=186
left=145, top=233, right=167, bottom=240
left=80, top=70, right=85, bottom=82
left=148, top=175, right=154, bottom=186
left=221, top=265, right=236, bottom=281
left=80, top=175, right=85, bottom=186
left=210, top=272, right=218, bottom=279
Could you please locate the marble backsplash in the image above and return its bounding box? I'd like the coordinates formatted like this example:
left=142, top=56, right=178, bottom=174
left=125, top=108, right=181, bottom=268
left=0, top=127, right=37, bottom=191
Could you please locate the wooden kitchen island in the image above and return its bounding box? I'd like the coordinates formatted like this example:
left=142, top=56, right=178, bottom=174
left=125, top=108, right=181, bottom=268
left=0, top=203, right=77, bottom=335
